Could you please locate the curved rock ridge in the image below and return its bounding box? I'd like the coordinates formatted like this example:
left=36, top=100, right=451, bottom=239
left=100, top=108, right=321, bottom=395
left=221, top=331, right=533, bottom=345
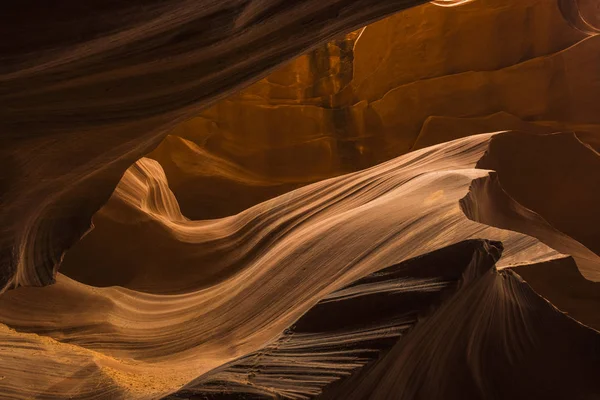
left=0, top=132, right=585, bottom=399
left=461, top=173, right=600, bottom=281
left=476, top=131, right=600, bottom=262
left=59, top=132, right=564, bottom=293
left=1, top=0, right=595, bottom=291
left=1, top=0, right=597, bottom=294
left=170, top=241, right=600, bottom=400
left=1, top=0, right=434, bottom=292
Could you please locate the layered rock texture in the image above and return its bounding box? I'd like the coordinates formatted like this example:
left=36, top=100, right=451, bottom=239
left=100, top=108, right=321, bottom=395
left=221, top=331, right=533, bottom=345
left=1, top=0, right=599, bottom=399
left=5, top=132, right=600, bottom=399
left=148, top=0, right=600, bottom=221
left=1, top=0, right=432, bottom=291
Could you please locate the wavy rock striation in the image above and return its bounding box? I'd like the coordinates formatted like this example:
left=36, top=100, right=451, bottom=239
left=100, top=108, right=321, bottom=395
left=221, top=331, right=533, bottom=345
left=171, top=240, right=600, bottom=400
left=2, top=132, right=598, bottom=398
left=1, top=0, right=597, bottom=292
left=317, top=243, right=600, bottom=400
left=1, top=1, right=599, bottom=399
left=59, top=132, right=567, bottom=293
left=0, top=0, right=432, bottom=291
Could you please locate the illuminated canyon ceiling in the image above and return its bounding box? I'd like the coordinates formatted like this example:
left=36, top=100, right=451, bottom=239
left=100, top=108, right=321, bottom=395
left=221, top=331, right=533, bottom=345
left=0, top=0, right=599, bottom=399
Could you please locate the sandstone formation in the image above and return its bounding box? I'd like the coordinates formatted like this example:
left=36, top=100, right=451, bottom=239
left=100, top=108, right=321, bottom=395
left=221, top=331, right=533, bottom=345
left=1, top=1, right=599, bottom=399
left=0, top=0, right=431, bottom=291
left=152, top=0, right=599, bottom=220
left=179, top=240, right=600, bottom=400
left=4, top=132, right=600, bottom=399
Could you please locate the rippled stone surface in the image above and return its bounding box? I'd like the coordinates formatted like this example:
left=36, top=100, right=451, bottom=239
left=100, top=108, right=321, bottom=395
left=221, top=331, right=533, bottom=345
left=1, top=1, right=599, bottom=399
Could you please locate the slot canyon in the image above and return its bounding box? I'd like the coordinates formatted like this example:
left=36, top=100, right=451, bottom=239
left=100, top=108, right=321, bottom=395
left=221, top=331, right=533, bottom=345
left=0, top=0, right=599, bottom=398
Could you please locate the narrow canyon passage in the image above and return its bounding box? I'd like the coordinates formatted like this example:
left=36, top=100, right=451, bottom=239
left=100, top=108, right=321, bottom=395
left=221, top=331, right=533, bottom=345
left=1, top=0, right=599, bottom=399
